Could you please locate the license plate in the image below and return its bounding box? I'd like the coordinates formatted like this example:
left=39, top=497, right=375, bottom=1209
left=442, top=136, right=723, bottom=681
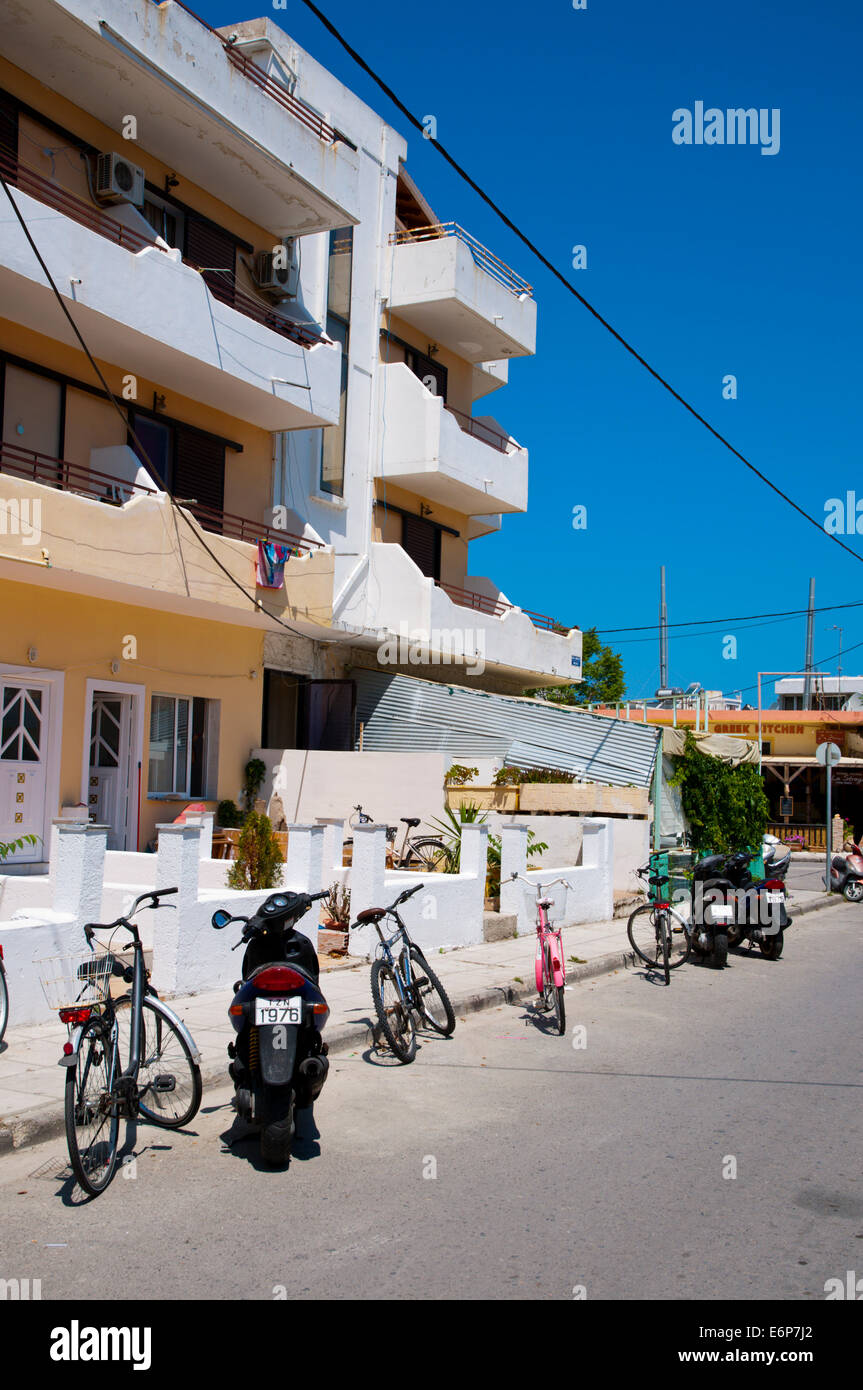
left=254, top=997, right=302, bottom=1026
left=765, top=892, right=783, bottom=904
left=711, top=906, right=734, bottom=921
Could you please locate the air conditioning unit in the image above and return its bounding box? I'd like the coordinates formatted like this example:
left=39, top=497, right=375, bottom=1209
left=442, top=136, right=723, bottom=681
left=94, top=152, right=145, bottom=207
left=255, top=238, right=299, bottom=297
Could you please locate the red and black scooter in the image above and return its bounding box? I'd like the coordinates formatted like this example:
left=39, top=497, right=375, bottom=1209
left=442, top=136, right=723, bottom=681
left=212, top=889, right=331, bottom=1166
left=826, top=842, right=863, bottom=902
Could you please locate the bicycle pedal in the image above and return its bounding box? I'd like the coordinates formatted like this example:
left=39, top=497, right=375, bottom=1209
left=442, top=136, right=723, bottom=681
left=153, top=1074, right=176, bottom=1093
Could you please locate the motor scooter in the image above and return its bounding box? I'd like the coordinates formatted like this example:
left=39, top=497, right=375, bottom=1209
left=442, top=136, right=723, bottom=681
left=212, top=889, right=331, bottom=1166
left=826, top=842, right=863, bottom=902
left=691, top=850, right=791, bottom=964
left=761, top=833, right=791, bottom=882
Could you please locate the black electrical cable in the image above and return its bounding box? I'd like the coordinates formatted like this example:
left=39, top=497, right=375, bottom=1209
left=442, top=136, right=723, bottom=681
left=595, top=597, right=863, bottom=637
left=298, top=0, right=862, bottom=565
left=0, top=172, right=315, bottom=641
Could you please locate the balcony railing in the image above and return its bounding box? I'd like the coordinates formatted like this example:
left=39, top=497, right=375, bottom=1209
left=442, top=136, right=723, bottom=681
left=0, top=442, right=321, bottom=554
left=435, top=579, right=571, bottom=634
left=443, top=403, right=512, bottom=454
left=0, top=149, right=324, bottom=351
left=390, top=223, right=534, bottom=299
left=165, top=0, right=337, bottom=143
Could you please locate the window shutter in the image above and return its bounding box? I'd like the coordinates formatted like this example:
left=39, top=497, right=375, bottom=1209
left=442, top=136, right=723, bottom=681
left=174, top=428, right=225, bottom=525
left=183, top=214, right=237, bottom=306
left=402, top=514, right=440, bottom=580
left=0, top=91, right=19, bottom=181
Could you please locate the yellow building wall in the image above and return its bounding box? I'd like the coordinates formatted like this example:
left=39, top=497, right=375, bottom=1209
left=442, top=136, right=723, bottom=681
left=382, top=314, right=476, bottom=415
left=372, top=480, right=469, bottom=588
left=1, top=577, right=264, bottom=848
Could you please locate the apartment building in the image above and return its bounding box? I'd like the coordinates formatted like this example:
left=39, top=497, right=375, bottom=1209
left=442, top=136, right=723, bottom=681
left=0, top=1, right=581, bottom=865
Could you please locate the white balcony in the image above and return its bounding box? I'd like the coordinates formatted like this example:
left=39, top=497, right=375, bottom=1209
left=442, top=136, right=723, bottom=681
left=388, top=226, right=537, bottom=362
left=334, top=544, right=582, bottom=686
left=378, top=365, right=527, bottom=516
left=2, top=0, right=360, bottom=235
left=0, top=186, right=342, bottom=432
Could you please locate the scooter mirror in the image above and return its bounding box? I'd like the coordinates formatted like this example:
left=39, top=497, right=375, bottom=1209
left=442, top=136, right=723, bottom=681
left=212, top=909, right=232, bottom=929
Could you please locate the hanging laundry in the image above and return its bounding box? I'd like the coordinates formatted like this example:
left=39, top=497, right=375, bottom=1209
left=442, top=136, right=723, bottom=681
left=256, top=540, right=292, bottom=588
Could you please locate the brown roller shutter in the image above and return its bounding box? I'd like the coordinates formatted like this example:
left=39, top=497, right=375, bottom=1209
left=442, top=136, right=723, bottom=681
left=174, top=428, right=225, bottom=528
left=183, top=214, right=237, bottom=307
left=402, top=514, right=441, bottom=580
left=0, top=91, right=19, bottom=182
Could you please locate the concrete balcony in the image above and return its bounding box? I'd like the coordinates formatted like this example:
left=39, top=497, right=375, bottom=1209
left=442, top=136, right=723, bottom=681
left=388, top=226, right=536, bottom=362
left=378, top=365, right=527, bottom=516
left=0, top=462, right=334, bottom=634
left=334, top=544, right=582, bottom=686
left=2, top=0, right=360, bottom=235
left=0, top=184, right=342, bottom=432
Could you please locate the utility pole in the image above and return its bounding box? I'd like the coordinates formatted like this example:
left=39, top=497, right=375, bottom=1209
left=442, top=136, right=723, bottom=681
left=828, top=625, right=844, bottom=704
left=659, top=566, right=668, bottom=691
left=802, top=578, right=815, bottom=711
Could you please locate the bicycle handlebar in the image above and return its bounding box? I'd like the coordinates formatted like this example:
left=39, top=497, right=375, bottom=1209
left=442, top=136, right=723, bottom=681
left=508, top=872, right=570, bottom=894
left=84, top=887, right=178, bottom=940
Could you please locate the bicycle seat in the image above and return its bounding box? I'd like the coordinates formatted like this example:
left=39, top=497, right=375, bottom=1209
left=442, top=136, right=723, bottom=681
left=355, top=907, right=386, bottom=924
left=400, top=817, right=421, bottom=828
left=537, top=898, right=554, bottom=910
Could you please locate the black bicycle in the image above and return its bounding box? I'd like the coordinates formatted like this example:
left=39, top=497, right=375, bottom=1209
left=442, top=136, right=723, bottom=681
left=351, top=884, right=456, bottom=1062
left=627, top=864, right=691, bottom=985
left=39, top=888, right=202, bottom=1197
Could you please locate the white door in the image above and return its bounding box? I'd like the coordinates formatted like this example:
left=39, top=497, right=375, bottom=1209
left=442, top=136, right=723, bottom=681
left=0, top=680, right=48, bottom=863
left=88, top=693, right=132, bottom=851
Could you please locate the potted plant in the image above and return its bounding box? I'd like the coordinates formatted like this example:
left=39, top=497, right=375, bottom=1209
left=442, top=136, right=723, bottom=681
left=319, top=882, right=351, bottom=955
left=226, top=812, right=283, bottom=891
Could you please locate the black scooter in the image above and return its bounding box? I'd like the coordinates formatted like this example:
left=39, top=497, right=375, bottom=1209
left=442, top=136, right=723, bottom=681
left=692, top=850, right=791, bottom=963
left=212, top=889, right=331, bottom=1166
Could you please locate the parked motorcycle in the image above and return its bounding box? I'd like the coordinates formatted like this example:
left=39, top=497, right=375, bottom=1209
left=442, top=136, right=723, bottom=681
left=692, top=850, right=791, bottom=962
left=761, top=833, right=791, bottom=882
left=212, top=889, right=331, bottom=1166
left=825, top=841, right=863, bottom=902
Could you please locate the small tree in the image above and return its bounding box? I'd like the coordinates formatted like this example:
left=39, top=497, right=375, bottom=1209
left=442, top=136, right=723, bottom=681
left=530, top=627, right=625, bottom=708
left=243, top=758, right=267, bottom=813
left=227, top=813, right=283, bottom=891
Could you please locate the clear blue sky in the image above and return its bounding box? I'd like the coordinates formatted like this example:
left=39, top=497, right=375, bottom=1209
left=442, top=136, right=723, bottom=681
left=205, top=0, right=863, bottom=702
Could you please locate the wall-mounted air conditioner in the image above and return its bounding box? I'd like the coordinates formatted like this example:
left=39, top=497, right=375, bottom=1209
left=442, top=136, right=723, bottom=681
left=255, top=238, right=300, bottom=297
left=94, top=153, right=145, bottom=207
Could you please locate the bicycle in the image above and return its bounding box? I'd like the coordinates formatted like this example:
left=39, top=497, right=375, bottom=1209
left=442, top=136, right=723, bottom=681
left=627, top=863, right=692, bottom=985
left=38, top=888, right=202, bottom=1197
left=347, top=805, right=451, bottom=872
left=0, top=941, right=7, bottom=1045
left=350, top=883, right=456, bottom=1062
left=509, top=873, right=568, bottom=1034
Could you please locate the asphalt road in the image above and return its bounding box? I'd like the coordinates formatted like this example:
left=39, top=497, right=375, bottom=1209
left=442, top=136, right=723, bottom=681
left=1, top=901, right=861, bottom=1302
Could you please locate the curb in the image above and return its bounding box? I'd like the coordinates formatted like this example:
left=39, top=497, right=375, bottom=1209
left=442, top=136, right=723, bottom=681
left=0, top=900, right=842, bottom=1155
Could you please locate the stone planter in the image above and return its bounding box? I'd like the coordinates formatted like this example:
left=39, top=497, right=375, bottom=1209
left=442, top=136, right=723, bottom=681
left=518, top=783, right=649, bottom=816
left=318, top=926, right=349, bottom=954
left=445, top=786, right=520, bottom=812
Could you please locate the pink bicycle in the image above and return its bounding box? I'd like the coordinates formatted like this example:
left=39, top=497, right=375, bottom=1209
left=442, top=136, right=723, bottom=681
left=509, top=873, right=568, bottom=1035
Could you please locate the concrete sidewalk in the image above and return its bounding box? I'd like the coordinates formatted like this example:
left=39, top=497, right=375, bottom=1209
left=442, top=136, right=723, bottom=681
left=0, top=887, right=839, bottom=1152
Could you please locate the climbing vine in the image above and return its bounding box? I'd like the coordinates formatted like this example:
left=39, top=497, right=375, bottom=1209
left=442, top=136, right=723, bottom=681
left=670, top=731, right=769, bottom=858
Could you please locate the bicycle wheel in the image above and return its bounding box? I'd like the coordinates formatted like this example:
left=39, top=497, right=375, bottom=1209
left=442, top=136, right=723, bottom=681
left=115, top=995, right=202, bottom=1128
left=407, top=946, right=455, bottom=1036
left=371, top=959, right=417, bottom=1062
left=0, top=966, right=8, bottom=1045
left=628, top=903, right=691, bottom=973
left=544, top=946, right=566, bottom=1035
left=405, top=839, right=452, bottom=873
left=65, top=1017, right=120, bottom=1197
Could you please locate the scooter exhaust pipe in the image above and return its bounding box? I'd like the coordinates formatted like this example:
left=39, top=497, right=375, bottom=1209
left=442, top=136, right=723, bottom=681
left=297, top=1054, right=329, bottom=1104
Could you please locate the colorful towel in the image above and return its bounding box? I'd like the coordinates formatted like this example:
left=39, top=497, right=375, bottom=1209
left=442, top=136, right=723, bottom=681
left=256, top=540, right=292, bottom=588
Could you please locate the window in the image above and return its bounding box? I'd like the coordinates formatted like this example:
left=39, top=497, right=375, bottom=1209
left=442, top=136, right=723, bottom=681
left=142, top=193, right=183, bottom=250
left=148, top=695, right=212, bottom=797
left=1, top=363, right=62, bottom=459
left=320, top=227, right=353, bottom=497
left=261, top=671, right=355, bottom=750
left=129, top=414, right=225, bottom=518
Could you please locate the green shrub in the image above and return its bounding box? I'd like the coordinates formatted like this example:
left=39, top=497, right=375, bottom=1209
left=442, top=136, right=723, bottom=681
left=670, top=731, right=769, bottom=859
left=227, top=812, right=283, bottom=891
left=444, top=764, right=479, bottom=786
left=217, top=799, right=244, bottom=829
left=243, top=758, right=267, bottom=813
left=492, top=765, right=576, bottom=786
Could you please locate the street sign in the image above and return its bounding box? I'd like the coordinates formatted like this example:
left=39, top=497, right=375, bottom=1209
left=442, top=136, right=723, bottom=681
left=816, top=742, right=842, bottom=767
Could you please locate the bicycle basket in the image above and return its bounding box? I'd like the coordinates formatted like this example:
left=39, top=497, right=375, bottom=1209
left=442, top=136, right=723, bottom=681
left=37, top=949, right=116, bottom=1012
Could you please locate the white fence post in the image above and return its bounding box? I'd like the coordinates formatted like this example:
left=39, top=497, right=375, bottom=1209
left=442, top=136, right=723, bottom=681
left=348, top=823, right=388, bottom=958
left=315, top=818, right=346, bottom=879
left=582, top=817, right=614, bottom=920
left=152, top=823, right=203, bottom=994
left=284, top=824, right=325, bottom=894
left=51, top=822, right=108, bottom=922
left=500, top=824, right=529, bottom=934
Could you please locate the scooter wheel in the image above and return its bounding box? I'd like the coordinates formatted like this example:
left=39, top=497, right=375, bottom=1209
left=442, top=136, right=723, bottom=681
left=759, top=932, right=784, bottom=960
left=260, top=1089, right=295, bottom=1167
left=843, top=881, right=863, bottom=903
left=712, top=933, right=728, bottom=968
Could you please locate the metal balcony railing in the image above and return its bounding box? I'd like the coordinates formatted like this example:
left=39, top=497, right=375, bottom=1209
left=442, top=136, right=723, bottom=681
left=0, top=149, right=324, bottom=352
left=166, top=1, right=337, bottom=143
left=442, top=403, right=513, bottom=454
left=0, top=442, right=321, bottom=554
left=390, top=223, right=534, bottom=299
left=435, top=580, right=570, bottom=634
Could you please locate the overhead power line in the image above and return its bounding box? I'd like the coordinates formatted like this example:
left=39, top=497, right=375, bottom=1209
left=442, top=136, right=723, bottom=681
left=299, top=0, right=862, bottom=565
left=594, top=597, right=863, bottom=637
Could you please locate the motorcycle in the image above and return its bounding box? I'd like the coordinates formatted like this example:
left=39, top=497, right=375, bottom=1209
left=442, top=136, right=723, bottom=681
left=212, top=888, right=331, bottom=1166
left=761, top=833, right=791, bottom=882
left=693, top=850, right=791, bottom=962
left=826, top=841, right=863, bottom=902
